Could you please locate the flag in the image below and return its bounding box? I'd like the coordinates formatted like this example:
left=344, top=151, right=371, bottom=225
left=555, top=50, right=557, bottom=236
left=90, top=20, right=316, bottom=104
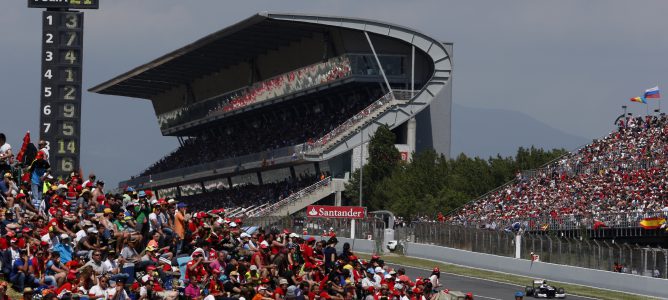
left=639, top=217, right=666, bottom=230
left=644, top=86, right=661, bottom=99
left=15, top=131, right=30, bottom=163
left=630, top=96, right=647, bottom=104
left=593, top=220, right=607, bottom=230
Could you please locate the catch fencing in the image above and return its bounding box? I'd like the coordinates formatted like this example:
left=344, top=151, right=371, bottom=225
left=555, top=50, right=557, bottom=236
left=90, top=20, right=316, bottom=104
left=396, top=222, right=668, bottom=279
left=244, top=215, right=667, bottom=279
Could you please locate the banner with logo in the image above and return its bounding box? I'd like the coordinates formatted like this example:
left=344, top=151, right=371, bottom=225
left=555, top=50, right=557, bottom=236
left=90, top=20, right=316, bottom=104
left=306, top=205, right=366, bottom=219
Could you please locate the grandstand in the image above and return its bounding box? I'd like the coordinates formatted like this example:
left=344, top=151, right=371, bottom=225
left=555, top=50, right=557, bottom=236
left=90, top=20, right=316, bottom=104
left=447, top=115, right=668, bottom=245
left=90, top=12, right=453, bottom=214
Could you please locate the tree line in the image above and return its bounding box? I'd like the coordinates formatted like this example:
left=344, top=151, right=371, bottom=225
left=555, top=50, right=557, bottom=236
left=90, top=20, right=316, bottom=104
left=344, top=125, right=568, bottom=218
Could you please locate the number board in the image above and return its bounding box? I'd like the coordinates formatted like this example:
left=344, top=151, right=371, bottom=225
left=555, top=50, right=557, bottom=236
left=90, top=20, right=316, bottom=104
left=40, top=10, right=83, bottom=178
left=28, top=0, right=99, bottom=9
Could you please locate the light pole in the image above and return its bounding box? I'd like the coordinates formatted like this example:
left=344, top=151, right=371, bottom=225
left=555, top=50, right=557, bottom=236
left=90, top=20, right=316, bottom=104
left=622, top=105, right=627, bottom=116
left=359, top=127, right=363, bottom=207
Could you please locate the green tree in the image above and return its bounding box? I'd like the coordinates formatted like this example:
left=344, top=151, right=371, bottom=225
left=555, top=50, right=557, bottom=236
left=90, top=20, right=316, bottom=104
left=344, top=125, right=400, bottom=210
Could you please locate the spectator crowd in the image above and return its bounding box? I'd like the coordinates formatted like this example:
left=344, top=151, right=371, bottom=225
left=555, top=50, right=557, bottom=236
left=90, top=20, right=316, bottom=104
left=0, top=132, right=455, bottom=300
left=142, top=91, right=381, bottom=177
left=447, top=115, right=668, bottom=230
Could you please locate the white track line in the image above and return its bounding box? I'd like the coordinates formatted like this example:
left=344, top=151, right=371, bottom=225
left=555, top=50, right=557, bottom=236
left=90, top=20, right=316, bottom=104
left=472, top=296, right=503, bottom=300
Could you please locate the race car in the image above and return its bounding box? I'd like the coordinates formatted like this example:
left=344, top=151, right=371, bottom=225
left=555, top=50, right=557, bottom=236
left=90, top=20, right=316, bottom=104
left=525, top=279, right=566, bottom=298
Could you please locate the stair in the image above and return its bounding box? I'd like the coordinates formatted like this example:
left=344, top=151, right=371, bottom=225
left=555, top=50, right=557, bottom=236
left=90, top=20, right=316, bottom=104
left=252, top=177, right=347, bottom=217
left=301, top=90, right=413, bottom=157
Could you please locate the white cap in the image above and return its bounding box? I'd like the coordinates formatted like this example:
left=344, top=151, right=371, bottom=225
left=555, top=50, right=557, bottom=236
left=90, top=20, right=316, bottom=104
left=57, top=184, right=68, bottom=190
left=229, top=222, right=237, bottom=227
left=60, top=233, right=69, bottom=239
left=289, top=233, right=300, bottom=238
left=240, top=232, right=251, bottom=238
left=375, top=267, right=384, bottom=274
left=260, top=240, right=269, bottom=247
left=141, top=274, right=151, bottom=283
left=250, top=265, right=258, bottom=271
left=87, top=227, right=98, bottom=234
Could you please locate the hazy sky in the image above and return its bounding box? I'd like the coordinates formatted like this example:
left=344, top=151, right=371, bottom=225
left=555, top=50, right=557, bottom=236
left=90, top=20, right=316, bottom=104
left=1, top=0, right=666, bottom=187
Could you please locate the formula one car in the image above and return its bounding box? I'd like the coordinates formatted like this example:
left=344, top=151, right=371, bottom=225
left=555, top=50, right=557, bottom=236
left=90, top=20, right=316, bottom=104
left=525, top=280, right=566, bottom=298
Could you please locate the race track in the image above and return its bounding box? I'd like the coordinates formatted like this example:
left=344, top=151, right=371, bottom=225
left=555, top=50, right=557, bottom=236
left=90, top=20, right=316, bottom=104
left=391, top=263, right=596, bottom=300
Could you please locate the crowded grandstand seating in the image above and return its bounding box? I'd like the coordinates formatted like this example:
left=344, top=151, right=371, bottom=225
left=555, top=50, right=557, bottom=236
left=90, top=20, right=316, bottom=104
left=447, top=115, right=668, bottom=230
left=141, top=91, right=382, bottom=176
left=176, top=175, right=320, bottom=212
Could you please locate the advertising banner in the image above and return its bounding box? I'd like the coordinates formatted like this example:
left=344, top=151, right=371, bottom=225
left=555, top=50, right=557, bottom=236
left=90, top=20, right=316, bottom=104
left=306, top=205, right=366, bottom=219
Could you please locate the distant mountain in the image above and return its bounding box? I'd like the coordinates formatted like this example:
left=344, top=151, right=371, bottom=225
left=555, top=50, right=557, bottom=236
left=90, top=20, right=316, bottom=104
left=451, top=103, right=590, bottom=159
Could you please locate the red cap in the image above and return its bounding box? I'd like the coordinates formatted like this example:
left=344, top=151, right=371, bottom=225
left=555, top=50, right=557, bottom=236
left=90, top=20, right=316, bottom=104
left=234, top=218, right=242, bottom=224
left=371, top=255, right=380, bottom=260
left=412, top=288, right=422, bottom=294
left=260, top=244, right=268, bottom=249
left=6, top=231, right=15, bottom=237
left=85, top=182, right=93, bottom=188
left=283, top=229, right=290, bottom=234
left=145, top=265, right=157, bottom=271
left=319, top=292, right=331, bottom=299
left=16, top=193, right=26, bottom=199
left=22, top=227, right=31, bottom=233
left=40, top=241, right=49, bottom=246
left=307, top=237, right=316, bottom=242
left=10, top=238, right=17, bottom=243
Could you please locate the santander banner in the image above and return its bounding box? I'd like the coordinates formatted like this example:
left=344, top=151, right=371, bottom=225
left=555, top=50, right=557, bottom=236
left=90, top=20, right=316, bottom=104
left=306, top=205, right=367, bottom=219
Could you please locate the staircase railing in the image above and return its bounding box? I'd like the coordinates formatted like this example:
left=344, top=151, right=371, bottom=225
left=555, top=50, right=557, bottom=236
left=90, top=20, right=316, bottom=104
left=251, top=177, right=332, bottom=217
left=299, top=90, right=414, bottom=156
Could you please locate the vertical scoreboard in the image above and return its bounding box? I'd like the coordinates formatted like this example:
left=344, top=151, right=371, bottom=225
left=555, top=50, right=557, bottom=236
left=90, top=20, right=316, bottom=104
left=29, top=0, right=98, bottom=179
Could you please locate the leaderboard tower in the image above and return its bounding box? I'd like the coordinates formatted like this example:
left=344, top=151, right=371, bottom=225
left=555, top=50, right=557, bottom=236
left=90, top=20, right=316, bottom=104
left=30, top=0, right=100, bottom=178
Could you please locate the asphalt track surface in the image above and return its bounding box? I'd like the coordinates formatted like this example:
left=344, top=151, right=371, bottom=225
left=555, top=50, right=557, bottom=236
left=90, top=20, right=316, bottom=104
left=390, top=263, right=595, bottom=300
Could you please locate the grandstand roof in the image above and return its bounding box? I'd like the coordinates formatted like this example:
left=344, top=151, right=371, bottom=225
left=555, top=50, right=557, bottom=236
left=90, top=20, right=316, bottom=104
left=89, top=12, right=449, bottom=100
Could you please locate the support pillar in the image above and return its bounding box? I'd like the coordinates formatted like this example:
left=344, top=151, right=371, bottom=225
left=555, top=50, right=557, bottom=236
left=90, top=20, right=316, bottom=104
left=335, top=190, right=342, bottom=206
left=289, top=166, right=297, bottom=181
left=515, top=234, right=522, bottom=259
left=407, top=117, right=416, bottom=160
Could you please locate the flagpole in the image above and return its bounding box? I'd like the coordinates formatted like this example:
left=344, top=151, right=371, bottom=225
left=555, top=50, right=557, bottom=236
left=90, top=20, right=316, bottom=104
left=658, top=82, right=661, bottom=113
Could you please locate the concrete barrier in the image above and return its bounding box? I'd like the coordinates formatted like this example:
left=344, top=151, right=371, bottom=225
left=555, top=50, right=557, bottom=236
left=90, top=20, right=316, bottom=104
left=305, top=236, right=378, bottom=254
left=405, top=242, right=668, bottom=298
left=314, top=236, right=666, bottom=299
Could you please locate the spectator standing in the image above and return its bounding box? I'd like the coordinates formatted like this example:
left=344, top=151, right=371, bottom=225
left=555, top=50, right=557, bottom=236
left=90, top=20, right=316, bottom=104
left=0, top=133, right=12, bottom=175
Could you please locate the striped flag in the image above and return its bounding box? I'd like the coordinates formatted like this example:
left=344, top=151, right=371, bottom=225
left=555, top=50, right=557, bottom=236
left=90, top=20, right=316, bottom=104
left=644, top=86, right=661, bottom=99
left=639, top=217, right=666, bottom=230
left=630, top=96, right=647, bottom=104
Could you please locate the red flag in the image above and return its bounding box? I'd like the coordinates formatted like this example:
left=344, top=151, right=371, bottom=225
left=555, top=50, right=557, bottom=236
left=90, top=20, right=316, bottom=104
left=593, top=220, right=607, bottom=230
left=15, top=131, right=30, bottom=163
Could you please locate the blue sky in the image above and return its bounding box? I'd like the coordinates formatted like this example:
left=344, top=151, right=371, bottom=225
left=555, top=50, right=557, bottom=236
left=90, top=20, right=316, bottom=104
left=1, top=0, right=666, bottom=186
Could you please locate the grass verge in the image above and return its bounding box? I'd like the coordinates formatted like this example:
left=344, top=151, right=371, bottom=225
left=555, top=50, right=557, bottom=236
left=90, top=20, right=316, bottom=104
left=357, top=253, right=656, bottom=300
